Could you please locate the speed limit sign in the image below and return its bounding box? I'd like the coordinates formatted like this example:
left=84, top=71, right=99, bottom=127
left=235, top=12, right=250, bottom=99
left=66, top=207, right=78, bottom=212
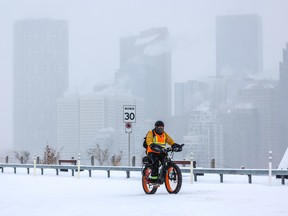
left=123, top=105, right=136, bottom=123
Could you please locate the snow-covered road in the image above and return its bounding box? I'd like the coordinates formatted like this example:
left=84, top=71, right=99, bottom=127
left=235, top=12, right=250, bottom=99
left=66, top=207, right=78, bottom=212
left=1, top=169, right=288, bottom=216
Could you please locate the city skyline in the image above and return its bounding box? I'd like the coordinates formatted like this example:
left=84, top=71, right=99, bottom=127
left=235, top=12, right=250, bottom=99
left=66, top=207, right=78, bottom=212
left=1, top=0, right=288, bottom=151
left=1, top=18, right=287, bottom=167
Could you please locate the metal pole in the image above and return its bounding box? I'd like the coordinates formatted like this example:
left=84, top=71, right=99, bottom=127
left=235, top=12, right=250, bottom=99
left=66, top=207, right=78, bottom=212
left=128, top=132, right=131, bottom=166
left=268, top=151, right=272, bottom=186
left=211, top=158, right=215, bottom=168
left=190, top=152, right=194, bottom=184
left=77, top=153, right=81, bottom=179
left=33, top=154, right=36, bottom=177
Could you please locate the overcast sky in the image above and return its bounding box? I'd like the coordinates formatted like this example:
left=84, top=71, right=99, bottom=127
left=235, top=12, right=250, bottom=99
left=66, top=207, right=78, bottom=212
left=1, top=0, right=288, bottom=149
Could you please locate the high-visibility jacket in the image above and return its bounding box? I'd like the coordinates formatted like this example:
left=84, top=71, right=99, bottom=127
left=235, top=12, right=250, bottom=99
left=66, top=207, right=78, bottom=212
left=146, top=129, right=175, bottom=153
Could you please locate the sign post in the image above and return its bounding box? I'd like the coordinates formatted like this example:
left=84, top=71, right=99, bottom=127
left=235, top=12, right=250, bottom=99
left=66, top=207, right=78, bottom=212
left=33, top=154, right=37, bottom=177
left=123, top=105, right=136, bottom=166
left=268, top=151, right=272, bottom=186
left=125, top=122, right=132, bottom=166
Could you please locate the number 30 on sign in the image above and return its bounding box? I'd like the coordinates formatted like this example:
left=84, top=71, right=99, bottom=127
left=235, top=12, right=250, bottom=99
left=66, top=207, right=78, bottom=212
left=123, top=105, right=136, bottom=123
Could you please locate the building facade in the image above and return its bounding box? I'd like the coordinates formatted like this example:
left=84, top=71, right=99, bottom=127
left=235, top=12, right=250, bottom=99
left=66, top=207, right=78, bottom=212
left=238, top=81, right=278, bottom=167
left=57, top=95, right=80, bottom=159
left=117, top=27, right=172, bottom=121
left=278, top=43, right=288, bottom=163
left=185, top=110, right=224, bottom=168
left=220, top=107, right=260, bottom=168
left=57, top=91, right=146, bottom=165
left=216, top=14, right=263, bottom=77
left=175, top=80, right=207, bottom=116
left=13, top=19, right=68, bottom=155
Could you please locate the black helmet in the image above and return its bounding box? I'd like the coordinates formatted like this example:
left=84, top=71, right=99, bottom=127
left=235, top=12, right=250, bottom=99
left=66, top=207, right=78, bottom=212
left=155, top=120, right=164, bottom=127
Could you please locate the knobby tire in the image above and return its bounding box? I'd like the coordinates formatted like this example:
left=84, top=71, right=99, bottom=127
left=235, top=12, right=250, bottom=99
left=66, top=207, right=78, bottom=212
left=165, top=163, right=182, bottom=194
left=142, top=166, right=158, bottom=194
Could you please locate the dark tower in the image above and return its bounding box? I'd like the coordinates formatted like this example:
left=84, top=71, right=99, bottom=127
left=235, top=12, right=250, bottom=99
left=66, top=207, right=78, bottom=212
left=118, top=28, right=171, bottom=120
left=216, top=14, right=263, bottom=77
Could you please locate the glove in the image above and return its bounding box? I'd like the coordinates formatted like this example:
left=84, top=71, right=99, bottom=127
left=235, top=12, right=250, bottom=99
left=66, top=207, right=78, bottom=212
left=150, top=143, right=164, bottom=153
left=172, top=143, right=182, bottom=152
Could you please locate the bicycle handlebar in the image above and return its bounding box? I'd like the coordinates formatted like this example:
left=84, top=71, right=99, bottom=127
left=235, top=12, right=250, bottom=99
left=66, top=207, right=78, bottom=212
left=165, top=144, right=184, bottom=153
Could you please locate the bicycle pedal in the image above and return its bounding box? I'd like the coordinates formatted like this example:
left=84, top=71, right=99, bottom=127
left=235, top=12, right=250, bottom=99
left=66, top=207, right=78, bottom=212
left=149, top=182, right=160, bottom=187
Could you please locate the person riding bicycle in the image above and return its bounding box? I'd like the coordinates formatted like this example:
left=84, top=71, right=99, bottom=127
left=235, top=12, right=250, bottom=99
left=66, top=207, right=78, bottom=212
left=145, top=120, right=182, bottom=183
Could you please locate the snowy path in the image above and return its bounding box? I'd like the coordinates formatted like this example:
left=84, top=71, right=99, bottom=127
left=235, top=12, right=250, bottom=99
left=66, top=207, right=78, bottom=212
left=1, top=170, right=288, bottom=216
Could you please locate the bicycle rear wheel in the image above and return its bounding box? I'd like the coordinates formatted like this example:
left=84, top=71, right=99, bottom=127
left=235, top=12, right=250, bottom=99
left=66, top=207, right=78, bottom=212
left=165, top=164, right=182, bottom=194
left=142, top=166, right=158, bottom=194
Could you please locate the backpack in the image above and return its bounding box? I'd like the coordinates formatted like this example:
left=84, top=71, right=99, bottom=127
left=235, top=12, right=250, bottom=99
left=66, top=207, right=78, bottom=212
left=143, top=130, right=155, bottom=149
left=143, top=137, right=148, bottom=149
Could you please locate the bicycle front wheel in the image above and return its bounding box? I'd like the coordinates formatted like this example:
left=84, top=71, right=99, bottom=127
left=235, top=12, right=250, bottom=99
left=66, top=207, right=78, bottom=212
left=142, top=166, right=158, bottom=194
left=165, top=164, right=182, bottom=194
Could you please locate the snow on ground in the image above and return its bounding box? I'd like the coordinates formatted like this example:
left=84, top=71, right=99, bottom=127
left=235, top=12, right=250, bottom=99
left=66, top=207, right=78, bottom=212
left=1, top=168, right=288, bottom=216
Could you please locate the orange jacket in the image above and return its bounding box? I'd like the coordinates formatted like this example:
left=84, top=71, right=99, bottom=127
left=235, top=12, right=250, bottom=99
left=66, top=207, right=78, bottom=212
left=146, top=129, right=175, bottom=153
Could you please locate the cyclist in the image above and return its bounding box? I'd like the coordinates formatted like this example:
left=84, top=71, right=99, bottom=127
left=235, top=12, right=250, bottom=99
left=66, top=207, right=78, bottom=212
left=145, top=120, right=181, bottom=183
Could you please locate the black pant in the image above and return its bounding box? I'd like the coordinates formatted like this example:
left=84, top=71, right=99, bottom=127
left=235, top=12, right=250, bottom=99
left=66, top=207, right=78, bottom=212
left=147, top=152, right=165, bottom=177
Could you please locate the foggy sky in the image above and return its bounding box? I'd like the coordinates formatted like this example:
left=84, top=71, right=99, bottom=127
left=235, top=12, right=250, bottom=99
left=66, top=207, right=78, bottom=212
left=1, top=0, right=288, bottom=149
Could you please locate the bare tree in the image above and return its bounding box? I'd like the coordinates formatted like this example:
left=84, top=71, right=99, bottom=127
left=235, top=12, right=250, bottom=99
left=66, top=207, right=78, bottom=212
left=14, top=151, right=30, bottom=164
left=42, top=145, right=62, bottom=164
left=111, top=150, right=123, bottom=166
left=87, top=143, right=109, bottom=165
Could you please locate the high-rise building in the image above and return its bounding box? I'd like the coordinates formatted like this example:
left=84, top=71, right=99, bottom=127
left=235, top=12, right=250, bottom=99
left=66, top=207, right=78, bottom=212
left=278, top=43, right=288, bottom=161
left=175, top=81, right=207, bottom=116
left=185, top=110, right=224, bottom=168
left=57, top=95, right=80, bottom=158
left=205, top=76, right=230, bottom=109
left=57, top=91, right=146, bottom=165
left=220, top=107, right=260, bottom=168
left=117, top=28, right=172, bottom=121
left=13, top=19, right=68, bottom=154
left=238, top=81, right=278, bottom=168
left=216, top=14, right=263, bottom=77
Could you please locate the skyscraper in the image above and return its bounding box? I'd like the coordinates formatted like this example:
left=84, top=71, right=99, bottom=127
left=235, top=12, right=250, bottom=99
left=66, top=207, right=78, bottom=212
left=57, top=95, right=80, bottom=159
left=174, top=80, right=207, bottom=116
left=220, top=107, right=260, bottom=168
left=186, top=110, right=223, bottom=168
left=216, top=14, right=263, bottom=77
left=238, top=81, right=278, bottom=168
left=278, top=43, right=288, bottom=161
left=117, top=28, right=172, bottom=120
left=13, top=19, right=68, bottom=154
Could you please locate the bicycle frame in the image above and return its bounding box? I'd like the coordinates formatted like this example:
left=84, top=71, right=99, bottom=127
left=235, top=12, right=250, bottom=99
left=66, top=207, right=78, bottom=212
left=156, top=150, right=174, bottom=184
left=142, top=147, right=176, bottom=183
left=141, top=144, right=184, bottom=194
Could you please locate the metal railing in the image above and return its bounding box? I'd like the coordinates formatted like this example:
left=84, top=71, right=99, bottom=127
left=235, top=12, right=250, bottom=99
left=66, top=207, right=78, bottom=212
left=0, top=163, right=142, bottom=178
left=181, top=167, right=288, bottom=184
left=1, top=163, right=288, bottom=185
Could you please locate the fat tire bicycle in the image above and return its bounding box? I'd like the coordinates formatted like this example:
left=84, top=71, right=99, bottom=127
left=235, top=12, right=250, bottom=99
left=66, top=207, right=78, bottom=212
left=141, top=144, right=184, bottom=194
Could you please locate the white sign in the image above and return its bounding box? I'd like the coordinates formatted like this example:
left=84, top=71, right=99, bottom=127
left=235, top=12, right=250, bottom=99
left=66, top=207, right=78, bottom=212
left=125, top=122, right=132, bottom=133
left=123, top=105, right=136, bottom=123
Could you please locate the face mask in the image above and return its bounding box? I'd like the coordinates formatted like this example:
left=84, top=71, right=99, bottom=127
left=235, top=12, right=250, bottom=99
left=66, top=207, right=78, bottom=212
left=155, top=127, right=164, bottom=134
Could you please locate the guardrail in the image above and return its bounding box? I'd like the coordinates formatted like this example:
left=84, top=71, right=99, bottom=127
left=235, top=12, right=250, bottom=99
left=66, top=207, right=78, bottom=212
left=181, top=167, right=288, bottom=185
left=0, top=163, right=142, bottom=178
left=1, top=163, right=288, bottom=185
